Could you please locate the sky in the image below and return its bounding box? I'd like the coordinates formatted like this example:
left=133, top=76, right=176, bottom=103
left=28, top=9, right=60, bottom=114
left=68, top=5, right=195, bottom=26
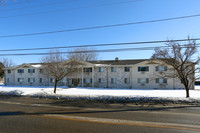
left=0, top=0, right=200, bottom=65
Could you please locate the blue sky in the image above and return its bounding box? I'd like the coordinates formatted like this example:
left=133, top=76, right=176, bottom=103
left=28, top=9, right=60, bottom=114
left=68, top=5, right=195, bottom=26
left=0, top=0, right=200, bottom=65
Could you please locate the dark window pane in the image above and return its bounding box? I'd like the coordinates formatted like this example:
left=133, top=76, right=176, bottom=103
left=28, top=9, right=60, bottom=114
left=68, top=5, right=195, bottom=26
left=138, top=66, right=149, bottom=72
left=124, top=67, right=130, bottom=72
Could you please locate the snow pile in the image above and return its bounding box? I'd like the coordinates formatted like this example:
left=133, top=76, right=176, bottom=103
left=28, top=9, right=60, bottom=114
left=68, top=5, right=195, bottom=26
left=195, top=85, right=200, bottom=90
left=31, top=65, right=42, bottom=68
left=0, top=90, right=23, bottom=96
left=0, top=85, right=200, bottom=102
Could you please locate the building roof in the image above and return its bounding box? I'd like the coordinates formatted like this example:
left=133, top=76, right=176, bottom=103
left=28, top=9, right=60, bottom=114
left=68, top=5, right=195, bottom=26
left=23, top=59, right=149, bottom=66
left=89, top=59, right=148, bottom=65
left=3, top=59, right=149, bottom=70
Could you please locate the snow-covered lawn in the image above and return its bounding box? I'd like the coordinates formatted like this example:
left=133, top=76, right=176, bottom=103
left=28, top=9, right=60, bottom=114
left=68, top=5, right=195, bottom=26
left=0, top=85, right=200, bottom=100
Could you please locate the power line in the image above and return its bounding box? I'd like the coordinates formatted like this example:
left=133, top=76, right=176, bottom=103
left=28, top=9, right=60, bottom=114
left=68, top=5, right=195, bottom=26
left=0, top=46, right=167, bottom=56
left=0, top=44, right=199, bottom=56
left=0, top=0, right=142, bottom=18
left=1, top=13, right=200, bottom=38
left=0, top=38, right=199, bottom=52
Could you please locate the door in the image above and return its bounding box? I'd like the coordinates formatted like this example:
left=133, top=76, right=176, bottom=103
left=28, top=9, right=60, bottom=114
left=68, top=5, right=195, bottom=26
left=72, top=79, right=78, bottom=86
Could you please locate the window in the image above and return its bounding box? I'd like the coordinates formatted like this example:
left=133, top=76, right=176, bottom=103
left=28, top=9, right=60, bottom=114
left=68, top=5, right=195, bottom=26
left=111, top=78, right=116, bottom=84
left=83, top=68, right=92, bottom=72
left=78, top=78, right=81, bottom=84
left=28, top=78, right=35, bottom=83
left=156, top=78, right=167, bottom=84
left=60, top=78, right=65, bottom=83
left=124, top=78, right=130, bottom=84
left=28, top=69, right=35, bottom=73
left=138, top=78, right=149, bottom=83
left=18, top=69, right=24, bottom=73
left=40, top=78, right=43, bottom=83
left=50, top=78, right=55, bottom=83
left=39, top=69, right=43, bottom=73
left=7, top=70, right=11, bottom=74
left=98, top=67, right=104, bottom=72
left=67, top=78, right=70, bottom=84
left=98, top=78, right=104, bottom=83
left=7, top=78, right=9, bottom=83
left=18, top=78, right=24, bottom=82
left=83, top=78, right=92, bottom=83
left=156, top=66, right=167, bottom=72
left=124, top=67, right=130, bottom=72
left=111, top=67, right=116, bottom=72
left=138, top=66, right=149, bottom=72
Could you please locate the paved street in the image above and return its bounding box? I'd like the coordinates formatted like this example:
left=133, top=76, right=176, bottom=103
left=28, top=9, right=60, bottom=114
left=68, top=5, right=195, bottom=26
left=0, top=96, right=200, bottom=133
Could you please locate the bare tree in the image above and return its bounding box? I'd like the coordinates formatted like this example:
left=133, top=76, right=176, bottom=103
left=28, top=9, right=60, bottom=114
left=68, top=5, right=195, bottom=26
left=0, top=0, right=16, bottom=6
left=0, top=58, right=15, bottom=77
left=0, top=0, right=7, bottom=5
left=1, top=58, right=15, bottom=68
left=0, top=62, right=4, bottom=77
left=41, top=50, right=81, bottom=94
left=152, top=39, right=200, bottom=97
left=67, top=47, right=98, bottom=61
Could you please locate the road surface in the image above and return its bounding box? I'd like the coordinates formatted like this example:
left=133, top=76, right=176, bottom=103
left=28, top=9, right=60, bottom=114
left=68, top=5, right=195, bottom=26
left=0, top=95, right=200, bottom=133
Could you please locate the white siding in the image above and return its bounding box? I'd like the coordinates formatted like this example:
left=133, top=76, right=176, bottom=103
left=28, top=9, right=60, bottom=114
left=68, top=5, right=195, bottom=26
left=4, top=60, right=193, bottom=89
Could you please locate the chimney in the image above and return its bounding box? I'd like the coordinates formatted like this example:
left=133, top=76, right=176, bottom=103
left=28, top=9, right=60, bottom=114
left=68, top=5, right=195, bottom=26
left=115, top=57, right=119, bottom=62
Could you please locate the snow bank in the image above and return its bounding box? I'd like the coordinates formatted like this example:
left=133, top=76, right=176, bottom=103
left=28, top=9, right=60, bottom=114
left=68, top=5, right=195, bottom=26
left=0, top=85, right=200, bottom=102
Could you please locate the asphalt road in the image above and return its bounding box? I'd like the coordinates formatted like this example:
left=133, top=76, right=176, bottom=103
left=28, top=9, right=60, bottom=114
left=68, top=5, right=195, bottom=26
left=0, top=96, right=200, bottom=133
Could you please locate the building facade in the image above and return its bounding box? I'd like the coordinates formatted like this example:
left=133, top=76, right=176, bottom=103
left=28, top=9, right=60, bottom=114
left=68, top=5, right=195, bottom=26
left=3, top=59, right=195, bottom=89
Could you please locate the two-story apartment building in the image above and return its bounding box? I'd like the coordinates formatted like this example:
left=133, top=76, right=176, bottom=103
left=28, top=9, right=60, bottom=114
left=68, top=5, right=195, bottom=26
left=3, top=58, right=194, bottom=89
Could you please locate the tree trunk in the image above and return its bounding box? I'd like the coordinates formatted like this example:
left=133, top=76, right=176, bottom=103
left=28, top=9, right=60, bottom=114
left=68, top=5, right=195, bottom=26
left=185, top=87, right=190, bottom=98
left=54, top=80, right=58, bottom=94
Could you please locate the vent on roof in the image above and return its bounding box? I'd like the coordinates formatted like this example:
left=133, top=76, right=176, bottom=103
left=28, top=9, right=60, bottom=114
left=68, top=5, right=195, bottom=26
left=115, top=57, right=119, bottom=62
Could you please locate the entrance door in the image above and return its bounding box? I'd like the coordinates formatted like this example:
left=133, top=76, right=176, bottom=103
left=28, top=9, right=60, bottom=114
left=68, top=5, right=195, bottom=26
left=72, top=79, right=78, bottom=86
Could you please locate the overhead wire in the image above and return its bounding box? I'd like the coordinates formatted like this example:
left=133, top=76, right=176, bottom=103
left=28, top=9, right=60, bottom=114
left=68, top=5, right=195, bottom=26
left=0, top=43, right=199, bottom=56
left=0, top=38, right=199, bottom=52
left=0, top=13, right=200, bottom=38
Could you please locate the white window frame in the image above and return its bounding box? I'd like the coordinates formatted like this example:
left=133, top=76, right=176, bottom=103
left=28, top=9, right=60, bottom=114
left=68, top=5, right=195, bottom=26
left=98, top=67, right=104, bottom=72
left=138, top=66, right=149, bottom=72
left=98, top=78, right=104, bottom=83
left=50, top=78, right=55, bottom=83
left=28, top=69, right=35, bottom=73
left=83, top=68, right=92, bottom=72
left=7, top=70, right=11, bottom=74
left=28, top=78, right=35, bottom=83
left=98, top=78, right=102, bottom=83
left=18, top=69, right=24, bottom=73
left=156, top=78, right=167, bottom=84
left=156, top=66, right=167, bottom=72
left=60, top=78, right=65, bottom=83
left=84, top=78, right=92, bottom=83
left=124, top=67, right=130, bottom=72
left=138, top=78, right=149, bottom=84
left=111, top=67, right=116, bottom=72
left=66, top=78, right=70, bottom=84
left=40, top=69, right=43, bottom=73
left=124, top=78, right=130, bottom=84
left=18, top=78, right=24, bottom=83
left=111, top=78, right=116, bottom=84
left=40, top=78, right=43, bottom=83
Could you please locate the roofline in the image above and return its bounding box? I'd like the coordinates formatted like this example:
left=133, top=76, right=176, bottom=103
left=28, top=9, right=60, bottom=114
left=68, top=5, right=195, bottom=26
left=6, top=59, right=186, bottom=70
left=89, top=59, right=148, bottom=62
left=3, top=63, right=41, bottom=70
